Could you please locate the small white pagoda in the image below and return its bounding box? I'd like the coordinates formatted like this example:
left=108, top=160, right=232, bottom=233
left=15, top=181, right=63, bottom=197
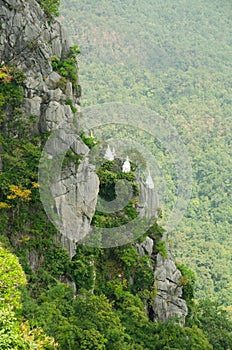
left=104, top=145, right=115, bottom=161
left=122, top=156, right=131, bottom=173
left=146, top=172, right=154, bottom=189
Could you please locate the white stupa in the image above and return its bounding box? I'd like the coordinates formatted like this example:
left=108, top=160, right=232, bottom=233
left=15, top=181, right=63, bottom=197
left=104, top=145, right=114, bottom=161
left=122, top=156, right=131, bottom=173
left=146, top=172, right=154, bottom=189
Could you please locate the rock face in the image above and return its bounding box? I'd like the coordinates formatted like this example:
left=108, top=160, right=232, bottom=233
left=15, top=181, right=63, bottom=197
left=0, top=0, right=78, bottom=131
left=0, top=0, right=99, bottom=257
left=137, top=181, right=159, bottom=220
left=136, top=183, right=188, bottom=325
left=153, top=252, right=188, bottom=325
left=136, top=238, right=188, bottom=325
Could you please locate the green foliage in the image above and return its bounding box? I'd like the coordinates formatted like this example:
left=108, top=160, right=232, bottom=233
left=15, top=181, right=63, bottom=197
left=79, top=328, right=107, bottom=350
left=116, top=246, right=138, bottom=268
left=145, top=222, right=165, bottom=242
left=0, top=244, right=26, bottom=310
left=132, top=254, right=154, bottom=292
left=61, top=149, right=82, bottom=170
left=42, top=246, right=71, bottom=278
left=1, top=2, right=232, bottom=349
left=0, top=246, right=57, bottom=349
left=0, top=307, right=29, bottom=350
left=155, top=241, right=168, bottom=258
left=72, top=294, right=129, bottom=349
left=71, top=245, right=97, bottom=291
left=60, top=0, right=232, bottom=305
left=197, top=299, right=232, bottom=350
left=51, top=46, right=81, bottom=88
left=0, top=67, right=40, bottom=197
left=92, top=159, right=139, bottom=230
left=177, top=264, right=197, bottom=325
left=65, top=98, right=77, bottom=113
left=99, top=246, right=155, bottom=297
left=80, top=132, right=99, bottom=149
left=37, top=0, right=61, bottom=17
left=153, top=320, right=213, bottom=350
left=177, top=264, right=196, bottom=301
left=0, top=65, right=25, bottom=131
left=0, top=136, right=40, bottom=195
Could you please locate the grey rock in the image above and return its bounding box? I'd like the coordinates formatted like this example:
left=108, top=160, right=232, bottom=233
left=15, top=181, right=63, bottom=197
left=136, top=236, right=154, bottom=257
left=52, top=159, right=99, bottom=256
left=23, top=96, right=42, bottom=116
left=46, top=72, right=62, bottom=89
left=0, top=0, right=99, bottom=259
left=137, top=181, right=159, bottom=220
left=47, top=88, right=64, bottom=102
left=153, top=252, right=188, bottom=325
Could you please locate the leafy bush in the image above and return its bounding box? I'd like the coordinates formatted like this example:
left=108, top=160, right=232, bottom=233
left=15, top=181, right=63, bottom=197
left=71, top=246, right=97, bottom=291
left=37, top=0, right=60, bottom=17
left=155, top=241, right=168, bottom=258
left=80, top=132, right=99, bottom=149
left=0, top=65, right=25, bottom=131
left=42, top=246, right=71, bottom=278
left=92, top=159, right=139, bottom=230
left=0, top=307, right=29, bottom=350
left=0, top=244, right=26, bottom=310
left=51, top=46, right=81, bottom=89
left=177, top=263, right=197, bottom=324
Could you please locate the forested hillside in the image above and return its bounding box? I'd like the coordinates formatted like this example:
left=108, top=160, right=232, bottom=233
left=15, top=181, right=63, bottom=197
left=60, top=0, right=232, bottom=306
left=0, top=0, right=232, bottom=349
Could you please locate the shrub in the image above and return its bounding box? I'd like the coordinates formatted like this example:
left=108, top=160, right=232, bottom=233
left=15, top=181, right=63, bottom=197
left=37, top=0, right=60, bottom=17
left=51, top=46, right=81, bottom=89
left=155, top=241, right=168, bottom=258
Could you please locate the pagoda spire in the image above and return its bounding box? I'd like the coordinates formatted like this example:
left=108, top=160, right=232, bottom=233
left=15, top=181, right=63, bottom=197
left=146, top=171, right=154, bottom=189
left=104, top=145, right=114, bottom=161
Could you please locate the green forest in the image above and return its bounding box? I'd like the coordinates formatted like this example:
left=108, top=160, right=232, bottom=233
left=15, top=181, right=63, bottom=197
left=60, top=0, right=232, bottom=306
left=0, top=0, right=231, bottom=349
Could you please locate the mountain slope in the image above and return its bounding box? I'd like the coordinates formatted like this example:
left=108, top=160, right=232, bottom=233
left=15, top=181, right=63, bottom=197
left=60, top=0, right=232, bottom=305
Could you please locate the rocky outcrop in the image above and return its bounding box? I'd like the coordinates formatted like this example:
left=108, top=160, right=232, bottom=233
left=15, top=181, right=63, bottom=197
left=136, top=236, right=154, bottom=257
left=136, top=239, right=188, bottom=325
left=153, top=252, right=188, bottom=325
left=0, top=0, right=78, bottom=131
left=136, top=183, right=188, bottom=325
left=137, top=181, right=159, bottom=221
left=0, top=0, right=99, bottom=257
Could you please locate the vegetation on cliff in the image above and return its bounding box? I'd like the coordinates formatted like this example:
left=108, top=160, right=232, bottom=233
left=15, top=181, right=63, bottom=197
left=0, top=0, right=231, bottom=349
left=0, top=62, right=231, bottom=347
left=36, top=0, right=60, bottom=17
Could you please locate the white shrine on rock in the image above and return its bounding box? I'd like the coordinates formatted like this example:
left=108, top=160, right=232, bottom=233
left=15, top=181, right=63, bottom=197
left=146, top=172, right=154, bottom=189
left=104, top=145, right=115, bottom=161
left=122, top=156, right=131, bottom=173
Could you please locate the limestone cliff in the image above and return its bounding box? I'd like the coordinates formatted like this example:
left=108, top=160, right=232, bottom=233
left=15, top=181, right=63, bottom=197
left=0, top=0, right=99, bottom=257
left=0, top=0, right=188, bottom=325
left=136, top=236, right=188, bottom=325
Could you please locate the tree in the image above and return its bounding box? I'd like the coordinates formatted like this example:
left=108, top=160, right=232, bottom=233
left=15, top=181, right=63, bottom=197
left=197, top=299, right=232, bottom=350
left=0, top=244, right=26, bottom=310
